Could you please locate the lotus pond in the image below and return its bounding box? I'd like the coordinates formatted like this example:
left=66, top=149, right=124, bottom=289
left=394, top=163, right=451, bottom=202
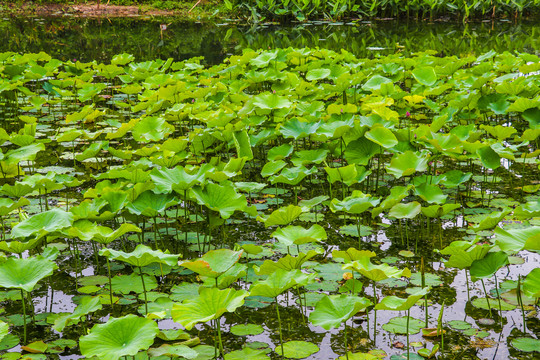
left=0, top=47, right=539, bottom=360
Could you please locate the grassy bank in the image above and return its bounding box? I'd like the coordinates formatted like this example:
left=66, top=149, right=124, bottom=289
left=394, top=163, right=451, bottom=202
left=2, top=0, right=540, bottom=20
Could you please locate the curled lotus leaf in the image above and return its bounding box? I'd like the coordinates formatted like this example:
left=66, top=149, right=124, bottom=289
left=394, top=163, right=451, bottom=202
left=99, top=244, right=179, bottom=268
left=178, top=249, right=243, bottom=278
left=0, top=255, right=57, bottom=292
left=309, top=294, right=372, bottom=330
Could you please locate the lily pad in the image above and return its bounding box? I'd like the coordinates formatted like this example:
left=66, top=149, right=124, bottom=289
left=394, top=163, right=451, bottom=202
left=275, top=341, right=319, bottom=359
left=383, top=316, right=424, bottom=334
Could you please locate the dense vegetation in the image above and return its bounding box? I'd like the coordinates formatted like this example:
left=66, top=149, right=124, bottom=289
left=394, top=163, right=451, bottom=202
left=0, top=48, right=538, bottom=359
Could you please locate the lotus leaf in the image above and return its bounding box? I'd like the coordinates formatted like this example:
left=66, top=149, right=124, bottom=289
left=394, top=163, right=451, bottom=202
left=309, top=294, right=372, bottom=330
left=375, top=287, right=429, bottom=311
left=250, top=269, right=316, bottom=298
left=365, top=126, right=398, bottom=149
left=470, top=251, right=509, bottom=281
left=191, top=182, right=251, bottom=219
left=79, top=314, right=159, bottom=360
left=179, top=249, right=243, bottom=278
left=271, top=225, right=327, bottom=246
left=343, top=256, right=411, bottom=282
left=330, top=191, right=380, bottom=214
left=99, top=244, right=179, bottom=268
left=523, top=268, right=540, bottom=298
left=11, top=208, right=73, bottom=239
left=171, top=287, right=248, bottom=330
left=0, top=256, right=57, bottom=292
left=275, top=340, right=319, bottom=359
left=388, top=202, right=421, bottom=219
left=258, top=205, right=304, bottom=227
left=254, top=249, right=323, bottom=275
left=383, top=316, right=424, bottom=334
left=494, top=226, right=540, bottom=253
left=53, top=296, right=102, bottom=332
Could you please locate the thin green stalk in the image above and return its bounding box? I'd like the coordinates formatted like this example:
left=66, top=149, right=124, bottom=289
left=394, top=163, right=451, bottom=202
left=344, top=320, right=349, bottom=360
left=275, top=300, right=284, bottom=357
left=480, top=279, right=492, bottom=317
left=406, top=308, right=410, bottom=360
left=517, top=275, right=527, bottom=332
left=216, top=316, right=224, bottom=357
left=20, top=289, right=26, bottom=344
left=106, top=256, right=114, bottom=310
left=494, top=274, right=503, bottom=328
left=138, top=266, right=148, bottom=315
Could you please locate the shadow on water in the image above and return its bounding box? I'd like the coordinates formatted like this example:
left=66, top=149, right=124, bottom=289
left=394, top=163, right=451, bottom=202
left=1, top=16, right=540, bottom=64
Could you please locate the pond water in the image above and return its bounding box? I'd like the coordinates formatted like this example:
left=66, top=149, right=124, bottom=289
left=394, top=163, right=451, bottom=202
left=1, top=16, right=540, bottom=64
left=0, top=15, right=539, bottom=360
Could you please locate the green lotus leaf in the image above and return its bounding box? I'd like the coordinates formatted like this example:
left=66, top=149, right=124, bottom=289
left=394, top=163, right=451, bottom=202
left=148, top=344, right=198, bottom=359
left=362, top=75, right=392, bottom=91
left=233, top=130, right=253, bottom=160
left=11, top=208, right=73, bottom=239
left=111, top=273, right=157, bottom=294
left=365, top=127, right=398, bottom=149
left=250, top=269, right=316, bottom=298
left=388, top=202, right=421, bottom=219
left=279, top=118, right=320, bottom=140
left=64, top=220, right=140, bottom=244
left=230, top=324, right=264, bottom=336
left=132, top=116, right=174, bottom=142
left=272, top=225, right=327, bottom=247
left=440, top=170, right=472, bottom=188
left=0, top=197, right=29, bottom=217
left=306, top=68, right=331, bottom=81
left=372, top=185, right=413, bottom=217
left=343, top=256, right=411, bottom=282
left=79, top=314, right=159, bottom=360
left=471, top=297, right=515, bottom=311
left=513, top=201, right=540, bottom=219
left=258, top=205, right=304, bottom=227
left=0, top=256, right=57, bottom=292
left=255, top=249, right=323, bottom=275
left=269, top=165, right=317, bottom=186
left=330, top=191, right=380, bottom=214
left=386, top=151, right=430, bottom=179
left=344, top=137, right=379, bottom=165
left=412, top=67, right=437, bottom=86
left=382, top=316, right=424, bottom=334
left=421, top=204, right=461, bottom=218
left=511, top=337, right=540, bottom=352
left=275, top=340, right=319, bottom=359
left=179, top=249, right=243, bottom=278
left=4, top=143, right=45, bottom=165
left=267, top=143, right=294, bottom=161
left=414, top=183, right=447, bottom=204
left=494, top=226, right=540, bottom=254
left=471, top=209, right=512, bottom=231
left=291, top=149, right=329, bottom=166
left=171, top=287, right=248, bottom=330
left=325, top=164, right=370, bottom=186
left=309, top=294, right=372, bottom=330
left=53, top=296, right=102, bottom=332
left=522, top=268, right=540, bottom=298
left=253, top=93, right=291, bottom=110
left=249, top=50, right=278, bottom=68
left=441, top=241, right=491, bottom=269
left=99, top=244, right=179, bottom=268
left=225, top=346, right=270, bottom=360
left=338, top=352, right=378, bottom=360
left=0, top=320, right=8, bottom=343
left=150, top=165, right=207, bottom=194
left=375, top=287, right=429, bottom=311
left=477, top=145, right=501, bottom=169
left=191, top=183, right=249, bottom=219
left=332, top=248, right=376, bottom=263
left=126, top=191, right=178, bottom=217
left=0, top=238, right=42, bottom=255
left=470, top=251, right=509, bottom=281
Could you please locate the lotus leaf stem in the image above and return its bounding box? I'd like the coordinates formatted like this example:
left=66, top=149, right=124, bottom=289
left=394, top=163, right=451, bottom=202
left=275, top=300, right=284, bottom=357
left=20, top=289, right=26, bottom=344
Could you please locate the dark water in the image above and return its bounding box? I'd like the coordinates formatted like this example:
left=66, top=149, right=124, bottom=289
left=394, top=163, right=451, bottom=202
left=1, top=16, right=540, bottom=64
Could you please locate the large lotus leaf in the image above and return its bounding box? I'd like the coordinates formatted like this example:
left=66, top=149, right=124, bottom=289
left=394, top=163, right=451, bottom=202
left=171, top=287, right=248, bottom=330
left=440, top=170, right=472, bottom=188
left=148, top=344, right=198, bottom=359
left=11, top=208, right=73, bottom=239
left=270, top=165, right=317, bottom=186
left=191, top=183, right=249, bottom=219
left=0, top=320, right=7, bottom=343
left=414, top=183, right=447, bottom=204
left=272, top=225, right=327, bottom=247
left=291, top=149, right=329, bottom=166
left=0, top=256, right=57, bottom=292
left=179, top=249, right=243, bottom=278
left=421, top=204, right=461, bottom=218
left=132, top=116, right=174, bottom=142
left=275, top=340, right=319, bottom=359
left=412, top=67, right=437, bottom=86
left=150, top=166, right=207, bottom=194
left=388, top=202, right=421, bottom=219
left=372, top=185, right=412, bottom=217
left=441, top=241, right=491, bottom=269
left=325, top=164, right=369, bottom=186
left=344, top=137, right=379, bottom=165
left=279, top=118, right=320, bottom=140
left=225, top=346, right=270, bottom=360
left=309, top=294, right=372, bottom=330
left=330, top=192, right=380, bottom=214
left=382, top=316, right=424, bottom=335
left=471, top=209, right=512, bottom=231
left=511, top=337, right=540, bottom=353
left=343, top=256, right=411, bottom=282
left=99, top=244, right=179, bottom=268
left=0, top=197, right=29, bottom=217
left=386, top=151, right=429, bottom=178
left=64, top=220, right=140, bottom=244
left=111, top=273, right=157, bottom=294
left=470, top=251, right=509, bottom=281
left=0, top=238, right=42, bottom=254
left=258, top=205, right=304, bottom=227
left=126, top=191, right=177, bottom=217
left=250, top=269, right=315, bottom=298
left=477, top=146, right=501, bottom=169
left=253, top=93, right=291, bottom=110
left=523, top=268, right=540, bottom=298
left=514, top=201, right=540, bottom=219
left=365, top=127, right=398, bottom=149
left=254, top=249, right=323, bottom=275
left=375, top=287, right=429, bottom=311
left=233, top=130, right=253, bottom=160
left=202, top=263, right=247, bottom=289
left=362, top=75, right=392, bottom=91
left=332, top=248, right=376, bottom=263
left=53, top=296, right=102, bottom=332
left=79, top=314, right=159, bottom=360
left=4, top=143, right=45, bottom=165
left=494, top=226, right=540, bottom=254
